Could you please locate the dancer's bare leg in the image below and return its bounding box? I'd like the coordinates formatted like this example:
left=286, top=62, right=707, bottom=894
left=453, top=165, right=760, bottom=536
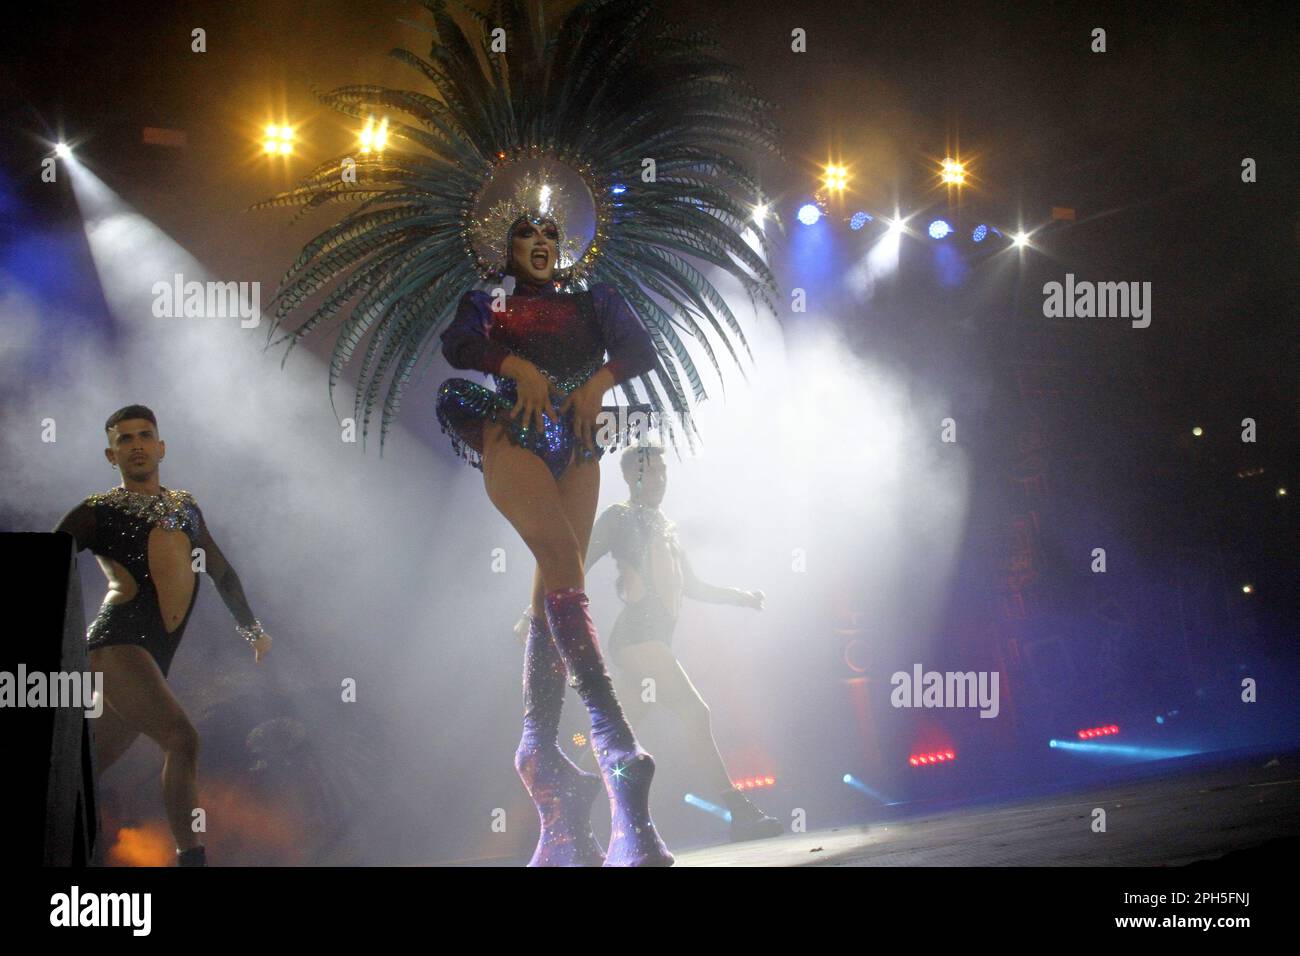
left=527, top=449, right=600, bottom=616
left=615, top=641, right=734, bottom=794
left=485, top=422, right=672, bottom=864
left=89, top=645, right=201, bottom=852
left=482, top=421, right=583, bottom=590
left=89, top=695, right=141, bottom=776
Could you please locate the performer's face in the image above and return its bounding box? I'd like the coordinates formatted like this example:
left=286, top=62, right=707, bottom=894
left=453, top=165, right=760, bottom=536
left=104, top=419, right=164, bottom=481
left=627, top=453, right=667, bottom=504
left=510, top=219, right=559, bottom=282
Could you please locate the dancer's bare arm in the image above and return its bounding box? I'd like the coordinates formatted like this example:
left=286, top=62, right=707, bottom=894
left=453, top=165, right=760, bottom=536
left=681, top=550, right=763, bottom=609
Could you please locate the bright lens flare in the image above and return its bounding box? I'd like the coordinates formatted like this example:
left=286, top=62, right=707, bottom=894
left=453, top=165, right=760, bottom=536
left=822, top=163, right=848, bottom=191
left=264, top=123, right=293, bottom=156
left=359, top=116, right=390, bottom=154
left=940, top=158, right=966, bottom=185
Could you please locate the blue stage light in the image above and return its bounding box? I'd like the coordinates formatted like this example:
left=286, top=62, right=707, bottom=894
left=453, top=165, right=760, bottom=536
left=972, top=223, right=988, bottom=242
left=610, top=183, right=626, bottom=195
left=797, top=203, right=822, bottom=225
left=928, top=219, right=952, bottom=239
left=684, top=793, right=730, bottom=822
left=850, top=211, right=873, bottom=230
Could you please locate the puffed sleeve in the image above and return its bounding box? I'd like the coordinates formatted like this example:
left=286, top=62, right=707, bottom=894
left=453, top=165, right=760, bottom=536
left=440, top=290, right=513, bottom=376
left=591, top=283, right=658, bottom=385
left=53, top=501, right=97, bottom=553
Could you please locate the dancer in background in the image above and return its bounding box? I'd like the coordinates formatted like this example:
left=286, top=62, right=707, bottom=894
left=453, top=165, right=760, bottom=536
left=54, top=404, right=271, bottom=867
left=585, top=442, right=782, bottom=843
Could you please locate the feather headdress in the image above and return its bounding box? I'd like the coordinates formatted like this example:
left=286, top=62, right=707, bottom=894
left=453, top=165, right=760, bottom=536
left=254, top=0, right=783, bottom=451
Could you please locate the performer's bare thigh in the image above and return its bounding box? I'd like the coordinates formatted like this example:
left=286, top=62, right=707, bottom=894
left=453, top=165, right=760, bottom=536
left=481, top=421, right=582, bottom=584
left=89, top=696, right=141, bottom=772
left=89, top=645, right=196, bottom=752
left=530, top=448, right=600, bottom=609
left=614, top=640, right=706, bottom=719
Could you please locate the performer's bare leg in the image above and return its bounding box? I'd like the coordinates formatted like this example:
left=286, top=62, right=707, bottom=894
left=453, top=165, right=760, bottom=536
left=614, top=641, right=735, bottom=795
left=482, top=421, right=584, bottom=590
left=484, top=420, right=672, bottom=865
left=90, top=696, right=141, bottom=776
left=90, top=645, right=201, bottom=852
left=526, top=449, right=600, bottom=617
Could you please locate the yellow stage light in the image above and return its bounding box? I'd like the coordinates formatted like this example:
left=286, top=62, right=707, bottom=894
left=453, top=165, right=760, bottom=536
left=264, top=123, right=292, bottom=156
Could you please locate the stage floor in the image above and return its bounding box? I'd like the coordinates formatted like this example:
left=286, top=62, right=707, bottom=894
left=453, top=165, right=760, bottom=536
left=674, top=748, right=1300, bottom=867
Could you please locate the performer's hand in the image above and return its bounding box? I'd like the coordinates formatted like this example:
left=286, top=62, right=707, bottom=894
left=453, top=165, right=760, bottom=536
left=501, top=355, right=559, bottom=434
left=251, top=633, right=272, bottom=663
left=513, top=608, right=532, bottom=640
left=560, top=370, right=613, bottom=455
left=742, top=589, right=765, bottom=610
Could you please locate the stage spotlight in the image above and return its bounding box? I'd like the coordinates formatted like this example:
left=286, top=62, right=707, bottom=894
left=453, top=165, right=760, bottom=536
left=1011, top=231, right=1029, bottom=248
left=1277, top=487, right=1287, bottom=497
left=54, top=142, right=72, bottom=159
left=683, top=794, right=730, bottom=821
left=849, top=211, right=873, bottom=230
left=886, top=217, right=905, bottom=236
left=358, top=115, right=389, bottom=154
left=928, top=219, right=952, bottom=239
left=822, top=163, right=848, bottom=191
left=797, top=203, right=822, bottom=225
left=751, top=201, right=768, bottom=225
left=1242, top=584, right=1253, bottom=594
left=1192, top=426, right=1203, bottom=437
left=264, top=123, right=293, bottom=155
left=1076, top=724, right=1120, bottom=740
left=971, top=224, right=988, bottom=242
left=940, top=158, right=966, bottom=185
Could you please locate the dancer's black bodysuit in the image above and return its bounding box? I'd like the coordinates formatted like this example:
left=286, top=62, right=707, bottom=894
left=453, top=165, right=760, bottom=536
left=55, top=487, right=257, bottom=677
left=585, top=502, right=751, bottom=656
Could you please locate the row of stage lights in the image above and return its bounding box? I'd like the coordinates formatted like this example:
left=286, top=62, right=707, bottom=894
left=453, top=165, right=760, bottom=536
left=795, top=158, right=1032, bottom=248
left=261, top=116, right=391, bottom=156
left=797, top=205, right=1030, bottom=248
left=251, top=126, right=1028, bottom=247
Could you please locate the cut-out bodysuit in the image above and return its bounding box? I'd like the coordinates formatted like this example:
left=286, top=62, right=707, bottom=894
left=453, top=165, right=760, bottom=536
left=586, top=502, right=753, bottom=657
left=55, top=487, right=256, bottom=677
left=587, top=502, right=686, bottom=655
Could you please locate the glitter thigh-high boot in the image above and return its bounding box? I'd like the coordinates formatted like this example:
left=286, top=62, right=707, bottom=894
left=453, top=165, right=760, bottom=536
left=515, top=611, right=606, bottom=866
left=544, top=586, right=674, bottom=867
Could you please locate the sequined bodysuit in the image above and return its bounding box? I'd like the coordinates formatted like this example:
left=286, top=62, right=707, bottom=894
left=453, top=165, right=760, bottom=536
left=436, top=278, right=658, bottom=479
left=55, top=487, right=257, bottom=677
left=586, top=502, right=750, bottom=655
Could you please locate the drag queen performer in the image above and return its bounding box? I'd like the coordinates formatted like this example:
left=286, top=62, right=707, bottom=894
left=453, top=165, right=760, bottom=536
left=439, top=205, right=674, bottom=866
left=255, top=0, right=782, bottom=866
left=54, top=405, right=271, bottom=867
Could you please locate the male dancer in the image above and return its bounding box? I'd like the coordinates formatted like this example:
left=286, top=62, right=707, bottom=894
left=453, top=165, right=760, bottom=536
left=53, top=405, right=271, bottom=866
left=584, top=443, right=782, bottom=842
